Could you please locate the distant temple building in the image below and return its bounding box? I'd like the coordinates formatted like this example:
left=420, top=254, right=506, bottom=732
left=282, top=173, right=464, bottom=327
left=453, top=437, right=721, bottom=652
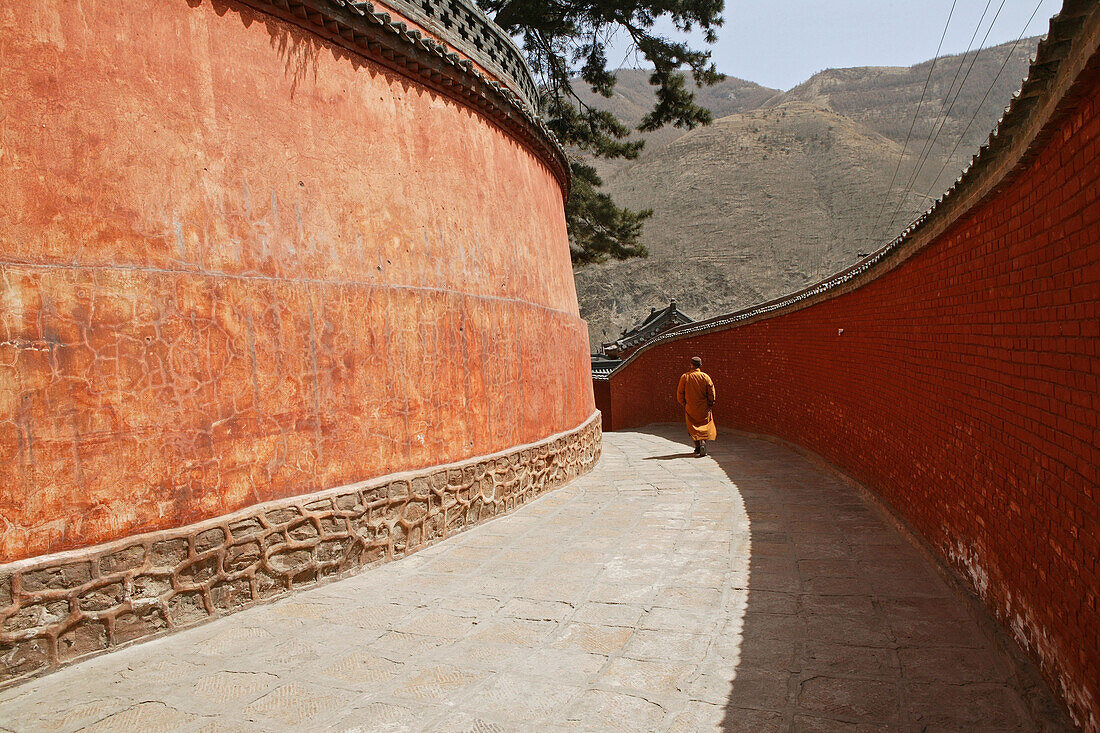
left=593, top=300, right=694, bottom=376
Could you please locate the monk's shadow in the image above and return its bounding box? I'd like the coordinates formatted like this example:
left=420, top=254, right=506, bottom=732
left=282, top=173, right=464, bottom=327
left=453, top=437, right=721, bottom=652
left=645, top=452, right=700, bottom=460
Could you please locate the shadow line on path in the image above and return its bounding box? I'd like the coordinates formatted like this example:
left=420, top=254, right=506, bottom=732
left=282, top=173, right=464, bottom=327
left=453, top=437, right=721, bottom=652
left=629, top=425, right=1071, bottom=732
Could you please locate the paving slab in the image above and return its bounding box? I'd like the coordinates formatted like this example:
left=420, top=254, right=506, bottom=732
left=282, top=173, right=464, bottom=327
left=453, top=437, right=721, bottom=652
left=0, top=427, right=1069, bottom=731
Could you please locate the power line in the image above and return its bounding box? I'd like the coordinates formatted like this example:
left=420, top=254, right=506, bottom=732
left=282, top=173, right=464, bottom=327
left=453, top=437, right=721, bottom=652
left=864, top=0, right=958, bottom=250
left=869, top=0, right=997, bottom=246
left=879, top=0, right=1008, bottom=242
left=886, top=0, right=1006, bottom=226
left=930, top=0, right=997, bottom=127
left=923, top=0, right=1048, bottom=199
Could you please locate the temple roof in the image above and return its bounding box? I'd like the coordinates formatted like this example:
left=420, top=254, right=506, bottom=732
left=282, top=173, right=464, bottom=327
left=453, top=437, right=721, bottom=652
left=598, top=299, right=694, bottom=359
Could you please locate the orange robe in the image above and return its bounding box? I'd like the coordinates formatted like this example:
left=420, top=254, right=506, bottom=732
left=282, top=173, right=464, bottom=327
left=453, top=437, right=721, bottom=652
left=677, top=368, right=716, bottom=441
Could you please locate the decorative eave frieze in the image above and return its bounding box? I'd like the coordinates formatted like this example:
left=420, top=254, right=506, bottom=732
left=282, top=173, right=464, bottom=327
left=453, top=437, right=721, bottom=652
left=375, top=0, right=538, bottom=110
left=235, top=0, right=570, bottom=193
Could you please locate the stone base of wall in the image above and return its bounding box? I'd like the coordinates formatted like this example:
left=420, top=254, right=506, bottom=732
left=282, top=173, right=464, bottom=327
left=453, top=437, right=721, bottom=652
left=0, top=412, right=602, bottom=686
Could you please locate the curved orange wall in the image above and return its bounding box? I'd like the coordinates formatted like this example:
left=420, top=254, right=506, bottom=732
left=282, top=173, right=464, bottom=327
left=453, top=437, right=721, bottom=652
left=610, top=62, right=1099, bottom=728
left=0, top=0, right=593, bottom=561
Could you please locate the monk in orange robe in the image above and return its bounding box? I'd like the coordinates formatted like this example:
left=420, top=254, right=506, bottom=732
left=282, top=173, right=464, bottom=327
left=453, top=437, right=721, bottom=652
left=677, top=356, right=716, bottom=456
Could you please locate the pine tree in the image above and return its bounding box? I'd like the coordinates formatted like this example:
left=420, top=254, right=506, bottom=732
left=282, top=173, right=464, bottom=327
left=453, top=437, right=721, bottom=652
left=475, top=0, right=725, bottom=264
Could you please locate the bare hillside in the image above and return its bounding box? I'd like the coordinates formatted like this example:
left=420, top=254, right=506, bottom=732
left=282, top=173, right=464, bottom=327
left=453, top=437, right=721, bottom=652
left=570, top=70, right=780, bottom=177
left=769, top=39, right=1039, bottom=198
left=572, top=68, right=781, bottom=127
left=576, top=103, right=913, bottom=345
left=575, top=38, right=1041, bottom=348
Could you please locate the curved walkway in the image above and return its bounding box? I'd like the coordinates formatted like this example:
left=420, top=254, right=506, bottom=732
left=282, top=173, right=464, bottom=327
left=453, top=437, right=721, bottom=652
left=0, top=427, right=1068, bottom=731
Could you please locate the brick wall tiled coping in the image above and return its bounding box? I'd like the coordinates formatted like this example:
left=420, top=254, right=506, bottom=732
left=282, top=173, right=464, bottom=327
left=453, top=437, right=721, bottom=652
left=0, top=412, right=602, bottom=687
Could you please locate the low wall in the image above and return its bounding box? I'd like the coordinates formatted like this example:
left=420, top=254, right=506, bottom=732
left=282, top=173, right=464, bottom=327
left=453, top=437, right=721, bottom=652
left=0, top=0, right=597, bottom=681
left=593, top=378, right=613, bottom=432
left=607, top=5, right=1100, bottom=729
left=0, top=412, right=599, bottom=684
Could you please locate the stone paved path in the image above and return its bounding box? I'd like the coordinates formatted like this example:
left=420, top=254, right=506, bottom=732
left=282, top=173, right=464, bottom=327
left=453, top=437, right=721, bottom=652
left=0, top=427, right=1065, bottom=732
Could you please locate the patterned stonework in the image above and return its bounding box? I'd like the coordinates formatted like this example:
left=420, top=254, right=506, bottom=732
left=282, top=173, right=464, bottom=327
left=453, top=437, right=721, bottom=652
left=0, top=413, right=601, bottom=686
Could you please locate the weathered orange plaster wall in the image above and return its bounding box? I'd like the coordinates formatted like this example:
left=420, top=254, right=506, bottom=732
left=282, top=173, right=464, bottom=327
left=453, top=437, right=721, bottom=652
left=0, top=0, right=593, bottom=561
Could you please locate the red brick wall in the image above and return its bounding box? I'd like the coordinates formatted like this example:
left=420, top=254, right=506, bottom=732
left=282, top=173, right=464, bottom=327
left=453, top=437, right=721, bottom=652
left=592, top=379, right=613, bottom=432
left=610, top=62, right=1099, bottom=729
left=0, top=0, right=592, bottom=561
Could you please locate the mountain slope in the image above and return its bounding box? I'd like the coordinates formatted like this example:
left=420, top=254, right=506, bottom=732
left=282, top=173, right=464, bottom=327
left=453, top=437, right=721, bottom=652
left=575, top=38, right=1041, bottom=348
left=576, top=102, right=910, bottom=345
left=769, top=39, right=1039, bottom=197
left=570, top=70, right=780, bottom=177
left=572, top=67, right=781, bottom=127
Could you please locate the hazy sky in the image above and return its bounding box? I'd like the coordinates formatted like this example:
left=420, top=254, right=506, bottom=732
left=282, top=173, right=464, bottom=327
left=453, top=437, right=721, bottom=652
left=607, top=1, right=1064, bottom=90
